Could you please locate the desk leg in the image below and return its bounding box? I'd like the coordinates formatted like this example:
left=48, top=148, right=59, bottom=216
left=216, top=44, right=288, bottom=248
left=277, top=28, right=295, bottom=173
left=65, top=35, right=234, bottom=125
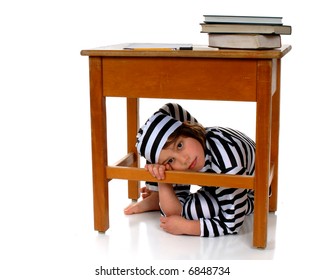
left=127, top=98, right=140, bottom=200
left=89, top=57, right=109, bottom=232
left=269, top=60, right=281, bottom=212
left=254, top=60, right=272, bottom=248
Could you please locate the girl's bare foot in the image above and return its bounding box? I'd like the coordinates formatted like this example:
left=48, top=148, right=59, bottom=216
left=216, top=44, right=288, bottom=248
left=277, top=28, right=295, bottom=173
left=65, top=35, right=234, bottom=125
left=124, top=190, right=160, bottom=215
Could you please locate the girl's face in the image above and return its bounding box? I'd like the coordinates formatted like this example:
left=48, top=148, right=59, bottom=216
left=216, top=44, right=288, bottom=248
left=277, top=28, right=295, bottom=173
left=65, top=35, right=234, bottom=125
left=158, top=136, right=205, bottom=171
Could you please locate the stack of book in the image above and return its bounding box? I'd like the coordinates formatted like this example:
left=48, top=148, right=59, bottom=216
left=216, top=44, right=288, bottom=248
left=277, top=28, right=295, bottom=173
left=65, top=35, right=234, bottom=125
left=200, top=15, right=292, bottom=49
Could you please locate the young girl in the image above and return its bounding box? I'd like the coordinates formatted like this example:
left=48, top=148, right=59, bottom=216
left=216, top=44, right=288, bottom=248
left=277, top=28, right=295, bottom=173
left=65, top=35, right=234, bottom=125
left=124, top=103, right=255, bottom=237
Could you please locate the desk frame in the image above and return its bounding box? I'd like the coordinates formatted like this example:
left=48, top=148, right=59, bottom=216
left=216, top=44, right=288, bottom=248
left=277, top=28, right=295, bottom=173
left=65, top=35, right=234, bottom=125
left=81, top=44, right=291, bottom=248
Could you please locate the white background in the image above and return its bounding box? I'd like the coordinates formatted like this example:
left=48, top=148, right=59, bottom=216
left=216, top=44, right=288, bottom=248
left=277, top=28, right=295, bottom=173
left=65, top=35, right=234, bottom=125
left=0, top=0, right=323, bottom=279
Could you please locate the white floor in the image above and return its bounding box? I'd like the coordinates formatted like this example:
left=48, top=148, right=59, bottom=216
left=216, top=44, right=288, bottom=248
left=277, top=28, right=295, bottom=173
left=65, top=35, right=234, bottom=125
left=99, top=183, right=277, bottom=260
left=1, top=172, right=324, bottom=280
left=1, top=104, right=323, bottom=280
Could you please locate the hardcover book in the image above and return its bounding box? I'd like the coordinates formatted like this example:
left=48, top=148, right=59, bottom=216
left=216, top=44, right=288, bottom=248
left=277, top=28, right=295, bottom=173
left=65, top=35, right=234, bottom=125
left=203, top=15, right=283, bottom=25
left=208, top=33, right=281, bottom=49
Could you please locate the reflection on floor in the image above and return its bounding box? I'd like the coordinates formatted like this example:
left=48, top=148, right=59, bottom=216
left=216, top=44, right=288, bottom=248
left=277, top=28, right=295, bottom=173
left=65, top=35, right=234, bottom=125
left=93, top=182, right=277, bottom=260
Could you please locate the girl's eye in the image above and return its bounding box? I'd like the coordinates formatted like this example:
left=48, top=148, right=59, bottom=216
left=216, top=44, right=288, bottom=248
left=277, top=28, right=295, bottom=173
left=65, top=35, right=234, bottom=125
left=177, top=142, right=183, bottom=150
left=167, top=158, right=174, bottom=164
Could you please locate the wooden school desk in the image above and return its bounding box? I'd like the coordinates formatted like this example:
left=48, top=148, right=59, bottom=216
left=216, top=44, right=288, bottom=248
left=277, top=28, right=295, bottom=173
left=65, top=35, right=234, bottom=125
left=81, top=44, right=291, bottom=248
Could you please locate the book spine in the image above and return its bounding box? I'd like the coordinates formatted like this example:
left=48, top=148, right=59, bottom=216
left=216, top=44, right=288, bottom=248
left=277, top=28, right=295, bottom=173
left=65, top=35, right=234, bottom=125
left=200, top=24, right=291, bottom=35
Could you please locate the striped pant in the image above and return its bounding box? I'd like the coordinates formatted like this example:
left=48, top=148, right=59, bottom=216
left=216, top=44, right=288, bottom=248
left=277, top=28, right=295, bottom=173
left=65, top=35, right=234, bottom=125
left=160, top=185, right=254, bottom=237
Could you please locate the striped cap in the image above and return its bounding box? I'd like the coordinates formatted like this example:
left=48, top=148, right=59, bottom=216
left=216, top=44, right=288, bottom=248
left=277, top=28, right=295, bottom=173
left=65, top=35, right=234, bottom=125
left=136, top=112, right=182, bottom=163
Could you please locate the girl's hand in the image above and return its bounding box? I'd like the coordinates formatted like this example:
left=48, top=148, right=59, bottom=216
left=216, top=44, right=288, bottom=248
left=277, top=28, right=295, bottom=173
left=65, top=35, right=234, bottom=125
left=145, top=163, right=172, bottom=180
left=139, top=186, right=152, bottom=199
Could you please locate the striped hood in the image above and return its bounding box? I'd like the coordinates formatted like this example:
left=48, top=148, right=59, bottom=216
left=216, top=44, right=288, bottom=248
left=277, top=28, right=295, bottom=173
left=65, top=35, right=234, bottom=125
left=136, top=112, right=182, bottom=163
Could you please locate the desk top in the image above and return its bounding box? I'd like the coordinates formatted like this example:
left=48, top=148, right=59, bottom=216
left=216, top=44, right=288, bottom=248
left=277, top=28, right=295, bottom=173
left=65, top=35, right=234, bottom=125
left=81, top=44, right=291, bottom=59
